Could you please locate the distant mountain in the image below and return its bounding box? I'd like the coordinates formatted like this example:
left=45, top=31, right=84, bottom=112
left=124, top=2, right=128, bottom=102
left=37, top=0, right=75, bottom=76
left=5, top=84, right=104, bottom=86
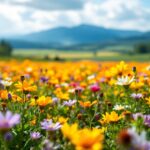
left=120, top=31, right=150, bottom=42
left=3, top=24, right=150, bottom=49
left=1, top=39, right=51, bottom=49
left=17, top=24, right=142, bottom=46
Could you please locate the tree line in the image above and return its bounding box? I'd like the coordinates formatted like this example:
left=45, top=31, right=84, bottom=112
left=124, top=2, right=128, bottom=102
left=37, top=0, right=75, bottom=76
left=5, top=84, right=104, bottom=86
left=134, top=43, right=150, bottom=54
left=0, top=40, right=150, bottom=57
left=0, top=40, right=12, bottom=56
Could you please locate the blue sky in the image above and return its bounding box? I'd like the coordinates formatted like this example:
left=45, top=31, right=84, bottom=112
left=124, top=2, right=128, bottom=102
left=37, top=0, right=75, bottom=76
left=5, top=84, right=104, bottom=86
left=0, top=0, right=150, bottom=36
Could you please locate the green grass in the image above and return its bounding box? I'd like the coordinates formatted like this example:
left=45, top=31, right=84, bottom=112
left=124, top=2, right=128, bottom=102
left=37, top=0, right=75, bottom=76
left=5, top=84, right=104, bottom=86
left=0, top=49, right=149, bottom=62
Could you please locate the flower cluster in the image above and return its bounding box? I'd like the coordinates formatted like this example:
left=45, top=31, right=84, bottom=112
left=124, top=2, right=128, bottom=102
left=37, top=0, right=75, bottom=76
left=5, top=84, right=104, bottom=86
left=0, top=60, right=149, bottom=149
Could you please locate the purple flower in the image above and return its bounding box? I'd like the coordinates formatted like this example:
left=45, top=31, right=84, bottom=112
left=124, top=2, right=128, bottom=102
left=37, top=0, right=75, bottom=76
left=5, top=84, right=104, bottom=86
left=144, top=115, right=150, bottom=127
left=4, top=132, right=13, bottom=141
left=8, top=93, right=12, bottom=100
left=30, top=132, right=41, bottom=140
left=131, top=93, right=143, bottom=99
left=26, top=94, right=31, bottom=99
left=41, top=119, right=61, bottom=131
left=132, top=114, right=150, bottom=128
left=144, top=143, right=150, bottom=150
left=40, top=76, right=49, bottom=83
left=0, top=111, right=20, bottom=131
left=52, top=97, right=59, bottom=104
left=132, top=113, right=144, bottom=120
left=63, top=100, right=77, bottom=107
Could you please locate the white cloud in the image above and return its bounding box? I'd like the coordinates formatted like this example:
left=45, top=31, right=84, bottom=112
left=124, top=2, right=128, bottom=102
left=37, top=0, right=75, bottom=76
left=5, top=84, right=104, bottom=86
left=1, top=0, right=85, bottom=10
left=0, top=0, right=150, bottom=36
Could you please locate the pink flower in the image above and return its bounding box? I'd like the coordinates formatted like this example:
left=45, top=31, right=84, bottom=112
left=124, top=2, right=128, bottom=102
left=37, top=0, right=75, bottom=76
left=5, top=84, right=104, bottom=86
left=90, top=84, right=100, bottom=92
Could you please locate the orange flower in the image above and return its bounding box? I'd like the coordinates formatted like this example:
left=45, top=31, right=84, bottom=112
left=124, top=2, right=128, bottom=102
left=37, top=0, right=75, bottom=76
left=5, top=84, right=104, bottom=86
left=79, top=100, right=97, bottom=108
left=36, top=96, right=52, bottom=107
left=0, top=90, right=8, bottom=100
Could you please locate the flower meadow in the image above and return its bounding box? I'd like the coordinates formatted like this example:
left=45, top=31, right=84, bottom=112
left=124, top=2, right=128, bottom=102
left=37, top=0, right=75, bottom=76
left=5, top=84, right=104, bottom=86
left=0, top=60, right=150, bottom=150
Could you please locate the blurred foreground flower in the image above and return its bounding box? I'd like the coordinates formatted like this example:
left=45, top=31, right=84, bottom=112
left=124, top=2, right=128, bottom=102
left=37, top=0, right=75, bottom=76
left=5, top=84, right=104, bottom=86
left=0, top=111, right=20, bottom=131
left=118, top=127, right=150, bottom=150
left=61, top=123, right=104, bottom=150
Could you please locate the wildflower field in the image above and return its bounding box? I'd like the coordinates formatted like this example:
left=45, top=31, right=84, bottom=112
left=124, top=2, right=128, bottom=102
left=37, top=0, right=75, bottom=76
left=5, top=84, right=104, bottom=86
left=0, top=60, right=150, bottom=150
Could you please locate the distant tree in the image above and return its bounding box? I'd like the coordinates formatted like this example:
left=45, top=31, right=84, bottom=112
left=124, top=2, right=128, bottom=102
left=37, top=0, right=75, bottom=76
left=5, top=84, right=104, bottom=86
left=93, top=51, right=98, bottom=57
left=0, top=40, right=12, bottom=56
left=135, top=44, right=150, bottom=54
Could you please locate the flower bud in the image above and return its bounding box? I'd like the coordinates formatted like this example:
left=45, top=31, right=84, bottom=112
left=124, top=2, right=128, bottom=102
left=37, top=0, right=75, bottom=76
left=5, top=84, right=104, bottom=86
left=132, top=66, right=136, bottom=73
left=20, top=76, right=25, bottom=82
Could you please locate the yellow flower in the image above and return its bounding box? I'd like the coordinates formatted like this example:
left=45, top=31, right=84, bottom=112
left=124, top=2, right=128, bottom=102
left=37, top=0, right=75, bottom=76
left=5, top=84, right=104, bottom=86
left=109, top=78, right=116, bottom=86
left=12, top=94, right=22, bottom=102
left=106, top=61, right=129, bottom=77
left=36, top=96, right=52, bottom=107
left=15, top=80, right=37, bottom=92
left=58, top=117, right=68, bottom=124
left=145, top=97, right=150, bottom=106
left=72, top=128, right=104, bottom=150
left=100, top=111, right=123, bottom=124
left=49, top=78, right=59, bottom=85
left=61, top=123, right=78, bottom=140
left=115, top=61, right=129, bottom=76
left=57, top=93, right=69, bottom=100
left=100, top=112, right=110, bottom=124
left=130, top=81, right=144, bottom=90
left=30, top=98, right=36, bottom=106
left=61, top=123, right=104, bottom=150
left=110, top=111, right=123, bottom=122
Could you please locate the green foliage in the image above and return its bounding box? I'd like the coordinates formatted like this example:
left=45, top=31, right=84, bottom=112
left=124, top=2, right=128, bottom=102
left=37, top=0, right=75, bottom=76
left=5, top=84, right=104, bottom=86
left=135, top=43, right=150, bottom=54
left=0, top=40, right=12, bottom=56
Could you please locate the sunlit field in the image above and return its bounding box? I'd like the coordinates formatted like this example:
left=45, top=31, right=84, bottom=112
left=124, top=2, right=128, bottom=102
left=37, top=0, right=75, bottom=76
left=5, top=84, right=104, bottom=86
left=0, top=60, right=149, bottom=149
left=12, top=49, right=150, bottom=61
